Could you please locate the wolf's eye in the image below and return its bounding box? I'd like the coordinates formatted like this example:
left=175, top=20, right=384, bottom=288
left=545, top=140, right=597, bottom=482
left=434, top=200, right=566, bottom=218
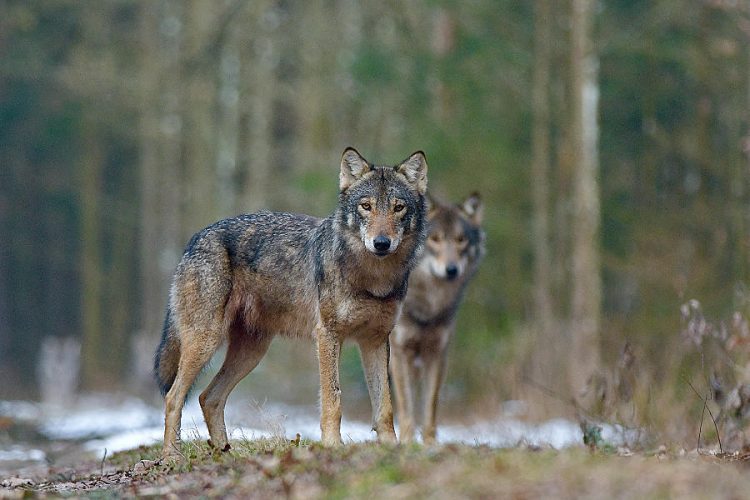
left=429, top=234, right=442, bottom=243
left=456, top=235, right=466, bottom=243
left=394, top=203, right=405, bottom=213
left=360, top=202, right=372, bottom=211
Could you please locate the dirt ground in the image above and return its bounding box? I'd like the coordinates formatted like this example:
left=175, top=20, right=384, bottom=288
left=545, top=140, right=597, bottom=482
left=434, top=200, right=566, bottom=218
left=2, top=439, right=750, bottom=499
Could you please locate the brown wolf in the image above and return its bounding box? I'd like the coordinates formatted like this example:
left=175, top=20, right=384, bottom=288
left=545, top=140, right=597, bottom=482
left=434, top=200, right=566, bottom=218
left=390, top=193, right=485, bottom=444
left=154, top=148, right=428, bottom=458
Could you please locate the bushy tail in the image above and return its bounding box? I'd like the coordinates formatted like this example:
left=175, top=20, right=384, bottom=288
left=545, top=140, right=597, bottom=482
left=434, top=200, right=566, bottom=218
left=154, top=308, right=180, bottom=397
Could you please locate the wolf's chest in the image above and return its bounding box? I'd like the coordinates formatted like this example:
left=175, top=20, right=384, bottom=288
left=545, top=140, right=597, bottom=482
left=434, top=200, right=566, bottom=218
left=320, top=292, right=400, bottom=340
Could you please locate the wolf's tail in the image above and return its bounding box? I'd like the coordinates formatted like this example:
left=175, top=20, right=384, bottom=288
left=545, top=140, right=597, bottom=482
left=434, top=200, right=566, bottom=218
left=154, top=308, right=180, bottom=397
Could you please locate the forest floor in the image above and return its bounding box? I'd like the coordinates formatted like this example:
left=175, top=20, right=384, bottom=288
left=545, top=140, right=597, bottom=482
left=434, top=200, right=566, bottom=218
left=2, top=438, right=750, bottom=499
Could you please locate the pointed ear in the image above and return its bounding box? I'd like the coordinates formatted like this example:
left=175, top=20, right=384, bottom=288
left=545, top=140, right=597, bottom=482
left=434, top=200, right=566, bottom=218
left=425, top=191, right=439, bottom=219
left=395, top=151, right=428, bottom=195
left=340, top=147, right=371, bottom=192
left=460, top=192, right=483, bottom=225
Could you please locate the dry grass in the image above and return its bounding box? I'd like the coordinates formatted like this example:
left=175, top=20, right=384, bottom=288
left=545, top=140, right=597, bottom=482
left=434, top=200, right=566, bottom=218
left=3, top=438, right=750, bottom=499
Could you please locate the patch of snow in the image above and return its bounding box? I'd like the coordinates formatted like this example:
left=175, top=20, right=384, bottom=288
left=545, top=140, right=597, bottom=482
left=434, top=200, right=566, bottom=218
left=0, top=446, right=46, bottom=463
left=40, top=395, right=161, bottom=440
left=4, top=394, right=641, bottom=456
left=0, top=400, right=44, bottom=422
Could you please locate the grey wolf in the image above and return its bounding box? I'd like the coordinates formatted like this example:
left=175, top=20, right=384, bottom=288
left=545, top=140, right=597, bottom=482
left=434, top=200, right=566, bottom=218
left=154, top=147, right=428, bottom=458
left=390, top=193, right=485, bottom=444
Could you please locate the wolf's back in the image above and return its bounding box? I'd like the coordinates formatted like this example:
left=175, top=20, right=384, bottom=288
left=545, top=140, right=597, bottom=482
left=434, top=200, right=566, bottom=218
left=153, top=211, right=325, bottom=397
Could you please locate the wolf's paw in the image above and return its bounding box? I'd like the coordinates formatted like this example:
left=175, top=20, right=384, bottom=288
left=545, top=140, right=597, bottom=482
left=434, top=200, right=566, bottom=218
left=422, top=431, right=437, bottom=446
left=321, top=435, right=343, bottom=447
left=160, top=444, right=184, bottom=463
left=397, top=429, right=416, bottom=444
left=377, top=430, right=398, bottom=445
left=207, top=439, right=232, bottom=452
left=160, top=451, right=184, bottom=464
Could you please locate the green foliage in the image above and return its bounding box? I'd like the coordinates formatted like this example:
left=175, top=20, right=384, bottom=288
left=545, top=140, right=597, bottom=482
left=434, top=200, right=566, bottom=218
left=0, top=0, right=748, bottom=420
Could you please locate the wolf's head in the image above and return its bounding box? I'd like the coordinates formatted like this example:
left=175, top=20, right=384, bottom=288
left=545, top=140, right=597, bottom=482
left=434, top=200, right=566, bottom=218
left=338, top=147, right=428, bottom=258
left=421, top=193, right=484, bottom=281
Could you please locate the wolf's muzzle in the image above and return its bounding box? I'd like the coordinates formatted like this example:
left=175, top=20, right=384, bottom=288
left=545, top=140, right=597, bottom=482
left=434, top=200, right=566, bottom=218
left=445, top=263, right=459, bottom=280
left=373, top=235, right=392, bottom=255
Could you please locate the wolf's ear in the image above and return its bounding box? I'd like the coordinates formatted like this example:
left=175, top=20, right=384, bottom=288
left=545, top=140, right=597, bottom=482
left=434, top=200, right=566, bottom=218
left=460, top=192, right=483, bottom=225
left=425, top=191, right=440, bottom=218
left=340, top=147, right=371, bottom=192
left=396, top=151, right=428, bottom=195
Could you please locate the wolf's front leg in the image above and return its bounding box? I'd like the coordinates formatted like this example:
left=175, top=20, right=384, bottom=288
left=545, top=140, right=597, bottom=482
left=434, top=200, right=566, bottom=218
left=389, top=337, right=418, bottom=443
left=421, top=350, right=448, bottom=445
left=317, top=324, right=343, bottom=446
left=359, top=337, right=397, bottom=444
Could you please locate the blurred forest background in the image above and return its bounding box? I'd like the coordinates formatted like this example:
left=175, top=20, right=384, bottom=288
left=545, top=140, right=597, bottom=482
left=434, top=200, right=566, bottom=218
left=2, top=0, right=750, bottom=444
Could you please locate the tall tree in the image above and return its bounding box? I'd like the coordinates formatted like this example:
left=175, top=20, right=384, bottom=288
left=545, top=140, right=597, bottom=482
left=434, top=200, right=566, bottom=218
left=181, top=0, right=219, bottom=235
left=137, top=0, right=164, bottom=343
left=531, top=0, right=554, bottom=346
left=78, top=114, right=104, bottom=387
left=237, top=0, right=278, bottom=213
left=138, top=0, right=185, bottom=347
left=569, top=0, right=602, bottom=409
left=527, top=0, right=563, bottom=414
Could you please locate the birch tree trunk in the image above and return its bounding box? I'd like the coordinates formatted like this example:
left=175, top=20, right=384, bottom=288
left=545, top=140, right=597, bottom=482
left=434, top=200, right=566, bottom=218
left=569, top=0, right=603, bottom=409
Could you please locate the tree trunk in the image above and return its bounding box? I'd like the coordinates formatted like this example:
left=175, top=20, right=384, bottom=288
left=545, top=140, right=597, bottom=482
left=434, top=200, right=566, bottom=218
left=79, top=117, right=104, bottom=389
left=531, top=0, right=554, bottom=342
left=0, top=173, right=9, bottom=371
left=182, top=0, right=218, bottom=235
left=158, top=0, right=185, bottom=276
left=292, top=1, right=337, bottom=213
left=138, top=0, right=166, bottom=344
left=569, top=0, right=602, bottom=410
left=138, top=0, right=184, bottom=357
left=238, top=1, right=277, bottom=214
left=215, top=22, right=241, bottom=216
left=527, top=0, right=564, bottom=416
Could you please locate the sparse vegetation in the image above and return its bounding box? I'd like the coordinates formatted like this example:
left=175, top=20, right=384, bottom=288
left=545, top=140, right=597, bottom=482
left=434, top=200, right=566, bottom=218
left=3, top=440, right=750, bottom=498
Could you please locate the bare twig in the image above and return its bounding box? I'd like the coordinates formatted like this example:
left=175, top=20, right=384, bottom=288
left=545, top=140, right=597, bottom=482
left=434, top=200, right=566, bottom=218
left=522, top=375, right=597, bottom=423
left=523, top=375, right=578, bottom=408
left=698, top=396, right=706, bottom=450
left=685, top=378, right=723, bottom=453
left=100, top=448, right=107, bottom=477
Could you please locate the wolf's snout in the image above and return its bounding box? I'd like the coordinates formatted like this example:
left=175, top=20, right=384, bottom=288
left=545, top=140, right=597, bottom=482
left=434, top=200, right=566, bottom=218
left=373, top=235, right=392, bottom=252
left=445, top=263, right=459, bottom=280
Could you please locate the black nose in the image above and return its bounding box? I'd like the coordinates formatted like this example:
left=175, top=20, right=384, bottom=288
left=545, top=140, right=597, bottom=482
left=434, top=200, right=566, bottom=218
left=445, top=264, right=458, bottom=279
left=373, top=235, right=391, bottom=252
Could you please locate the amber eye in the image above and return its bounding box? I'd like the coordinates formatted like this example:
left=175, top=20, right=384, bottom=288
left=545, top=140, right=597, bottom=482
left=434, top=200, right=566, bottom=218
left=456, top=235, right=466, bottom=243
left=429, top=233, right=442, bottom=243
left=394, top=203, right=405, bottom=213
left=360, top=202, right=372, bottom=211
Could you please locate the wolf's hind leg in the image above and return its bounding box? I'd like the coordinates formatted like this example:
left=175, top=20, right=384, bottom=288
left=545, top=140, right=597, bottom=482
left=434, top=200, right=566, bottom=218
left=359, top=338, right=397, bottom=444
left=162, top=326, right=222, bottom=460
left=199, top=326, right=272, bottom=451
